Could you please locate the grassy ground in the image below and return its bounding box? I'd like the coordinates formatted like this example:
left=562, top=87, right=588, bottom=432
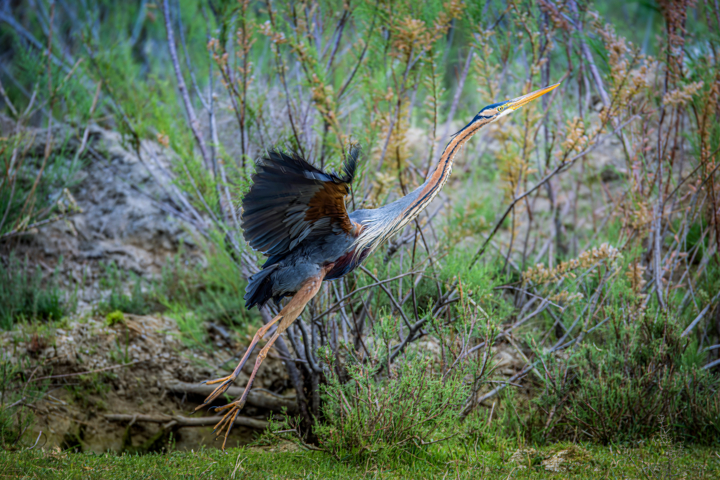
left=1, top=443, right=719, bottom=479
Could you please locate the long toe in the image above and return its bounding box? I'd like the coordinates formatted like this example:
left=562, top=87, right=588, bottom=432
left=221, top=409, right=241, bottom=450
left=195, top=378, right=238, bottom=411
left=212, top=405, right=239, bottom=435
left=213, top=399, right=245, bottom=414
left=204, top=375, right=232, bottom=386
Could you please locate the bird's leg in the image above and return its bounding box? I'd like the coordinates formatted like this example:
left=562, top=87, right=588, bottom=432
left=210, top=266, right=331, bottom=450
left=194, top=313, right=283, bottom=411
left=211, top=328, right=283, bottom=448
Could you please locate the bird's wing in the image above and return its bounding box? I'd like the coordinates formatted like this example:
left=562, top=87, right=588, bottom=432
left=241, top=147, right=359, bottom=257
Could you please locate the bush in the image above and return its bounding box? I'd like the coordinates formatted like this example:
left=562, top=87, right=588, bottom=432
left=154, top=239, right=252, bottom=326
left=532, top=311, right=720, bottom=445
left=0, top=125, right=84, bottom=241
left=105, top=310, right=125, bottom=327
left=311, top=355, right=469, bottom=461
left=93, top=243, right=254, bottom=350
left=0, top=358, right=44, bottom=448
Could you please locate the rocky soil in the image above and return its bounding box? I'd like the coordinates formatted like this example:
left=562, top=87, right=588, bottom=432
left=1, top=308, right=526, bottom=453
left=0, top=116, right=206, bottom=312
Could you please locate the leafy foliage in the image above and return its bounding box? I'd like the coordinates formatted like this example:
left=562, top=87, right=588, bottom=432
left=97, top=261, right=151, bottom=316
left=2, top=0, right=720, bottom=458
left=0, top=358, right=45, bottom=449
left=154, top=238, right=252, bottom=327
left=314, top=356, right=468, bottom=461
left=532, top=311, right=720, bottom=444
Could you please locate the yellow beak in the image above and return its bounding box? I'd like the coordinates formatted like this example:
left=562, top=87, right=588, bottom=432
left=507, top=82, right=561, bottom=111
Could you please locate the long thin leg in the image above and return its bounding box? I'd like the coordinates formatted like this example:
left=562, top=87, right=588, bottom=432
left=194, top=313, right=284, bottom=411
left=206, top=266, right=332, bottom=449
left=211, top=329, right=283, bottom=447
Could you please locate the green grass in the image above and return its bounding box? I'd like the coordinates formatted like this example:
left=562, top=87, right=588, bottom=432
left=0, top=254, right=77, bottom=330
left=1, top=443, right=718, bottom=479
left=93, top=239, right=256, bottom=350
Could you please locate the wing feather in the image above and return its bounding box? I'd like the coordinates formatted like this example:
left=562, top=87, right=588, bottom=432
left=241, top=147, right=359, bottom=257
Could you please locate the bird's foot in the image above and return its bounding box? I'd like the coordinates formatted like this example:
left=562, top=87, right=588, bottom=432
left=194, top=374, right=238, bottom=412
left=194, top=317, right=285, bottom=412
left=212, top=398, right=248, bottom=450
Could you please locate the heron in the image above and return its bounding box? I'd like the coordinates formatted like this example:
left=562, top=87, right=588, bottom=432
left=197, top=82, right=560, bottom=448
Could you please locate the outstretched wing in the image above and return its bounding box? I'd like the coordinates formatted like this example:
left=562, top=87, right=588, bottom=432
left=241, top=147, right=359, bottom=257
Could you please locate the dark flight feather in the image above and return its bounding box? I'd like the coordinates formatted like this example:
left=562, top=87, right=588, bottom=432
left=241, top=147, right=359, bottom=259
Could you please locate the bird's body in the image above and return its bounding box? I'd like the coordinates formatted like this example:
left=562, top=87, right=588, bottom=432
left=242, top=149, right=438, bottom=309
left=241, top=150, right=365, bottom=310
left=197, top=83, right=561, bottom=448
left=243, top=118, right=476, bottom=308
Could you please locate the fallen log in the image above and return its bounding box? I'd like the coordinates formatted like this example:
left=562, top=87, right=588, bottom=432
left=105, top=413, right=268, bottom=430
left=164, top=380, right=297, bottom=413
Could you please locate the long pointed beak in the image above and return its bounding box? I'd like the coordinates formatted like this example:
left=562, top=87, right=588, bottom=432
left=507, top=82, right=561, bottom=111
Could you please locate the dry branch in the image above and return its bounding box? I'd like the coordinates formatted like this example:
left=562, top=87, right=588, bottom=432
left=469, top=114, right=639, bottom=269
left=681, top=290, right=720, bottom=338
left=165, top=381, right=297, bottom=413
left=161, top=0, right=212, bottom=171
left=30, top=361, right=143, bottom=383
left=105, top=413, right=268, bottom=430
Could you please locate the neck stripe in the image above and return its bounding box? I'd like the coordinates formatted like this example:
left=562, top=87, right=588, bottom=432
left=403, top=120, right=485, bottom=217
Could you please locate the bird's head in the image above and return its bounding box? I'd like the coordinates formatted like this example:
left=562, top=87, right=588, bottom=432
left=456, top=82, right=561, bottom=135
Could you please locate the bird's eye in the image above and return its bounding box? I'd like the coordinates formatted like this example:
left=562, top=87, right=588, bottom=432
left=497, top=106, right=505, bottom=112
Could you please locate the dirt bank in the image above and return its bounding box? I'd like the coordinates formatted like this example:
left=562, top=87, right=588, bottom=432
left=2, top=314, right=294, bottom=452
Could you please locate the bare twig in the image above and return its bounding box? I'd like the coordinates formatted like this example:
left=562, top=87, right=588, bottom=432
left=681, top=290, right=720, bottom=338
left=161, top=0, right=212, bottom=171
left=165, top=380, right=297, bottom=413
left=105, top=413, right=268, bottom=430
left=30, top=361, right=143, bottom=383
left=469, top=114, right=639, bottom=269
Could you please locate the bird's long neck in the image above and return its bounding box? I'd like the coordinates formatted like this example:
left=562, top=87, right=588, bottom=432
left=403, top=121, right=486, bottom=226
left=354, top=119, right=489, bottom=254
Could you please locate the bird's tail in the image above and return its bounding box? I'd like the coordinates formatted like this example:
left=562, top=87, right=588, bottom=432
left=244, top=264, right=278, bottom=309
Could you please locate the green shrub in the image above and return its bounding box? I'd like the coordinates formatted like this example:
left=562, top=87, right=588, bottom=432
left=0, top=358, right=45, bottom=448
left=105, top=310, right=125, bottom=327
left=0, top=126, right=84, bottom=240
left=532, top=311, right=720, bottom=445
left=93, top=241, right=253, bottom=350
left=154, top=238, right=253, bottom=327
left=312, top=355, right=468, bottom=461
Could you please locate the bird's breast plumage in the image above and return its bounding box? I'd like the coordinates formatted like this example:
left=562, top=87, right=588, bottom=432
left=325, top=246, right=369, bottom=280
